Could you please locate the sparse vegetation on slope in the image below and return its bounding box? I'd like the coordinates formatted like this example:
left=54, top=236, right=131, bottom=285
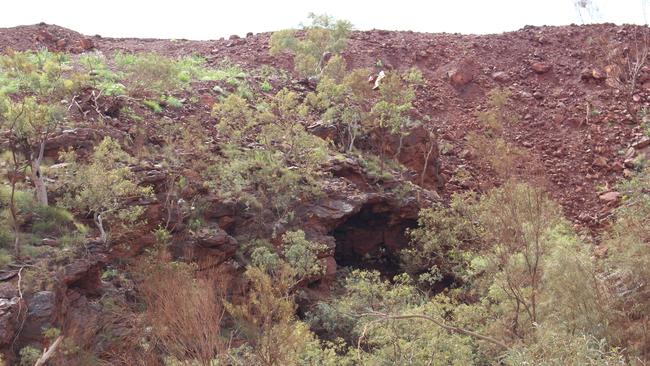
left=0, top=14, right=649, bottom=366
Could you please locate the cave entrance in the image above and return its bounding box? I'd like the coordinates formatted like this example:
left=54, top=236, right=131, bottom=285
left=331, top=203, right=417, bottom=278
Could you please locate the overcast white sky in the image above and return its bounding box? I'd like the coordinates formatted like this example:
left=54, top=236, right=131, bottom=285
left=0, top=0, right=648, bottom=40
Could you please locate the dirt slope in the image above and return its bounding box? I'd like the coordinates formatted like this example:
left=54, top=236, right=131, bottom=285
left=2, top=22, right=649, bottom=231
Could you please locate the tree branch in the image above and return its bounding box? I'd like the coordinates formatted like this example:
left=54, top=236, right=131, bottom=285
left=34, top=335, right=63, bottom=366
left=359, top=311, right=509, bottom=350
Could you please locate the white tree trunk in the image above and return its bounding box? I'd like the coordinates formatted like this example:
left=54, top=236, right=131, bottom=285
left=31, top=141, right=48, bottom=206
left=94, top=212, right=108, bottom=244
left=34, top=335, right=63, bottom=366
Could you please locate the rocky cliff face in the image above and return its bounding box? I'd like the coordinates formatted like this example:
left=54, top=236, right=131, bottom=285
left=1, top=21, right=649, bottom=363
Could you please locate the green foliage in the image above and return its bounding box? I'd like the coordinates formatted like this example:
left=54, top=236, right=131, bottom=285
left=77, top=52, right=247, bottom=100
left=402, top=67, right=424, bottom=85
left=0, top=183, right=80, bottom=256
left=29, top=205, right=75, bottom=236
left=197, top=60, right=248, bottom=83
left=249, top=230, right=326, bottom=283
left=18, top=346, right=41, bottom=366
left=260, top=80, right=272, bottom=92
left=78, top=53, right=125, bottom=95
left=504, top=324, right=624, bottom=365
left=59, top=137, right=153, bottom=243
left=0, top=49, right=77, bottom=97
left=307, top=66, right=416, bottom=173
left=306, top=68, right=372, bottom=151
left=162, top=95, right=183, bottom=108
left=215, top=146, right=321, bottom=226
left=603, top=166, right=650, bottom=359
left=210, top=89, right=328, bottom=227
left=403, top=193, right=479, bottom=279
left=212, top=94, right=255, bottom=144
left=0, top=248, right=10, bottom=267
left=143, top=99, right=163, bottom=113
left=0, top=49, right=77, bottom=211
left=475, top=182, right=574, bottom=337
left=114, top=52, right=187, bottom=96
left=355, top=152, right=399, bottom=181
left=281, top=230, right=327, bottom=280
left=368, top=73, right=415, bottom=171
left=476, top=87, right=514, bottom=135
left=307, top=270, right=487, bottom=365
left=541, top=230, right=610, bottom=337
left=0, top=185, right=35, bottom=214
left=270, top=13, right=353, bottom=77
left=225, top=265, right=319, bottom=366
left=1, top=96, right=66, bottom=143
left=467, top=132, right=532, bottom=179
left=43, top=327, right=61, bottom=341
left=153, top=226, right=172, bottom=245
left=319, top=180, right=622, bottom=364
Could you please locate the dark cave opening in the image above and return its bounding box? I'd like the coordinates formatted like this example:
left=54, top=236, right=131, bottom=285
left=331, top=204, right=417, bottom=278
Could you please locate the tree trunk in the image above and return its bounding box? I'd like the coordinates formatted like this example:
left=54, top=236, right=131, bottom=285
left=10, top=150, right=21, bottom=257
left=34, top=335, right=63, bottom=366
left=94, top=212, right=108, bottom=244
left=420, top=133, right=435, bottom=188
left=379, top=129, right=387, bottom=177
left=347, top=123, right=357, bottom=152
left=10, top=173, right=20, bottom=257
left=393, top=132, right=404, bottom=161
left=31, top=141, right=48, bottom=206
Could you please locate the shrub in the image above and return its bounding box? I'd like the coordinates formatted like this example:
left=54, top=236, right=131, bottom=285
left=211, top=89, right=328, bottom=229
left=368, top=73, right=415, bottom=173
left=59, top=137, right=153, bottom=243
left=29, top=205, right=75, bottom=236
left=225, top=265, right=318, bottom=366
left=143, top=99, right=162, bottom=113
left=78, top=53, right=125, bottom=96
left=270, top=13, right=352, bottom=78
left=114, top=52, right=184, bottom=96
left=0, top=248, right=11, bottom=267
left=19, top=346, right=41, bottom=366
left=306, top=68, right=373, bottom=152
left=307, top=270, right=491, bottom=364
left=403, top=193, right=479, bottom=279
left=260, top=80, right=272, bottom=92
left=281, top=230, right=327, bottom=281
left=0, top=50, right=85, bottom=254
left=467, top=133, right=535, bottom=180
left=0, top=49, right=78, bottom=97
left=603, top=166, right=650, bottom=359
left=476, top=182, right=564, bottom=335
left=136, top=249, right=229, bottom=364
left=504, top=324, right=624, bottom=366
left=162, top=95, right=183, bottom=108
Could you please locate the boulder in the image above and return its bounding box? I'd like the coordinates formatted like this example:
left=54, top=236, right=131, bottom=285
left=491, top=71, right=510, bottom=82
left=633, top=137, right=650, bottom=150
left=0, top=283, right=19, bottom=347
left=599, top=191, right=620, bottom=202
left=199, top=93, right=215, bottom=107
left=79, top=37, right=94, bottom=51
left=21, top=291, right=55, bottom=345
left=195, top=226, right=237, bottom=248
left=593, top=156, right=608, bottom=168
left=580, top=67, right=606, bottom=81
left=531, top=62, right=551, bottom=74
left=447, top=60, right=477, bottom=88
left=45, top=128, right=125, bottom=158
left=58, top=256, right=106, bottom=297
